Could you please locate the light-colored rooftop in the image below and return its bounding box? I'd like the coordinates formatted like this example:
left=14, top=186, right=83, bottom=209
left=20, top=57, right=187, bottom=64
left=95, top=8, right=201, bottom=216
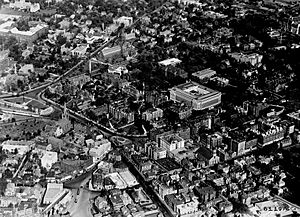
left=43, top=183, right=63, bottom=204
left=158, top=58, right=182, bottom=66
left=0, top=20, right=48, bottom=36
left=192, top=68, right=216, bottom=78
left=170, top=82, right=221, bottom=103
left=0, top=14, right=21, bottom=21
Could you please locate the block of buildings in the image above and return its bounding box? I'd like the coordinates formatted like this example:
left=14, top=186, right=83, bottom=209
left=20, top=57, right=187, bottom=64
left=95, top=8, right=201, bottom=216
left=165, top=192, right=200, bottom=216
left=109, top=100, right=135, bottom=123
left=41, top=151, right=58, bottom=171
left=169, top=82, right=221, bottom=110
left=1, top=140, right=34, bottom=155
left=142, top=108, right=163, bottom=121
left=287, top=110, right=300, bottom=129
left=229, top=52, right=263, bottom=66
left=9, top=0, right=40, bottom=12
left=196, top=147, right=220, bottom=167
left=43, top=183, right=63, bottom=204
left=0, top=21, right=48, bottom=43
left=192, top=68, right=216, bottom=81
left=194, top=183, right=217, bottom=204
left=101, top=45, right=122, bottom=59
left=160, top=133, right=185, bottom=152
left=113, top=16, right=133, bottom=26
left=158, top=58, right=182, bottom=67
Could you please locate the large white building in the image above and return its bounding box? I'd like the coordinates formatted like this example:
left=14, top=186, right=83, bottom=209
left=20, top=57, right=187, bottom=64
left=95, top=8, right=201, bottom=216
left=43, top=183, right=63, bottom=204
left=41, top=151, right=58, bottom=171
left=229, top=52, right=263, bottom=66
left=9, top=0, right=40, bottom=13
left=89, top=138, right=112, bottom=162
left=1, top=140, right=34, bottom=155
left=158, top=58, right=182, bottom=67
left=192, top=68, right=216, bottom=80
left=113, top=16, right=133, bottom=27
left=118, top=170, right=139, bottom=188
left=0, top=21, right=48, bottom=43
left=169, top=82, right=221, bottom=110
left=160, top=134, right=185, bottom=152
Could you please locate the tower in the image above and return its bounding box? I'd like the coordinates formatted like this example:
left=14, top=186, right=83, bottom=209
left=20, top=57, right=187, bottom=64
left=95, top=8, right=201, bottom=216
left=62, top=102, right=69, bottom=120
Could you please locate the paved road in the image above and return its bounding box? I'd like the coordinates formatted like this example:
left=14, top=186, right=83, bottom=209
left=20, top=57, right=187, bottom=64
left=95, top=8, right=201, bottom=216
left=0, top=37, right=116, bottom=100
left=69, top=189, right=93, bottom=217
left=65, top=175, right=99, bottom=217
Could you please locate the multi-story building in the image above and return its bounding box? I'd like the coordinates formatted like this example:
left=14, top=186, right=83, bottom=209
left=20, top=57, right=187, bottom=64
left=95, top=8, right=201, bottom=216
left=257, top=126, right=285, bottom=147
left=9, top=0, right=40, bottom=12
left=194, top=184, right=217, bottom=204
left=101, top=45, right=122, bottom=59
left=113, top=16, right=133, bottom=27
left=202, top=132, right=223, bottom=149
left=142, top=108, right=163, bottom=121
left=109, top=100, right=135, bottom=124
left=122, top=85, right=142, bottom=99
left=167, top=102, right=192, bottom=120
left=232, top=135, right=246, bottom=156
left=229, top=52, right=263, bottom=66
left=68, top=74, right=91, bottom=89
left=1, top=140, right=34, bottom=155
left=0, top=21, right=48, bottom=44
left=158, top=58, right=182, bottom=67
left=245, top=132, right=258, bottom=153
left=287, top=110, right=300, bottom=129
left=89, top=139, right=112, bottom=162
left=71, top=44, right=89, bottom=57
left=192, top=68, right=216, bottom=81
left=147, top=145, right=167, bottom=160
left=169, top=82, right=221, bottom=110
left=160, top=134, right=185, bottom=152
left=43, top=183, right=63, bottom=204
left=165, top=192, right=200, bottom=216
left=246, top=101, right=268, bottom=117
left=196, top=147, right=220, bottom=167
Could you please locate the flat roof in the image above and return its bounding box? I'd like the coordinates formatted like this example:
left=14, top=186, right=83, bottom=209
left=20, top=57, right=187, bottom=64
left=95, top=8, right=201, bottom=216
left=192, top=68, right=216, bottom=77
left=44, top=183, right=63, bottom=203
left=0, top=14, right=21, bottom=21
left=102, top=45, right=121, bottom=56
left=0, top=20, right=48, bottom=36
left=156, top=158, right=181, bottom=172
left=118, top=170, right=138, bottom=187
left=171, top=81, right=220, bottom=100
left=161, top=134, right=183, bottom=144
left=158, top=58, right=182, bottom=66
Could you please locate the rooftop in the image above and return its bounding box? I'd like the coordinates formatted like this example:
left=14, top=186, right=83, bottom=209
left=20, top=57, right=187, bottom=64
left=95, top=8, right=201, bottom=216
left=287, top=110, right=300, bottom=120
left=171, top=82, right=220, bottom=100
left=161, top=134, right=184, bottom=144
left=43, top=183, right=63, bottom=204
left=156, top=158, right=181, bottom=172
left=0, top=20, right=48, bottom=36
left=192, top=68, right=216, bottom=78
left=158, top=58, right=182, bottom=66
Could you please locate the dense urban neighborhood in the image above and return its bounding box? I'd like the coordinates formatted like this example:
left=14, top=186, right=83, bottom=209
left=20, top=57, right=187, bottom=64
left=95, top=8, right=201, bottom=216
left=1, top=0, right=300, bottom=217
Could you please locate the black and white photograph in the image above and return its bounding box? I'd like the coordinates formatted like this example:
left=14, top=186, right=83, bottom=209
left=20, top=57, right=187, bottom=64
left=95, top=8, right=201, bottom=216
left=0, top=0, right=300, bottom=216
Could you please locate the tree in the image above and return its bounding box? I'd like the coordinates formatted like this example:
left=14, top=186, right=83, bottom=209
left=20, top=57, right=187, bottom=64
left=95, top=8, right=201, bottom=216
left=16, top=19, right=30, bottom=31
left=4, top=36, right=18, bottom=50
left=56, top=34, right=67, bottom=46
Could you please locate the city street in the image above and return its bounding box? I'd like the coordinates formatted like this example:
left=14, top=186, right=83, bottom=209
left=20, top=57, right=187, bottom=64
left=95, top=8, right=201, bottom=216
left=69, top=189, right=93, bottom=217
left=65, top=175, right=99, bottom=217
